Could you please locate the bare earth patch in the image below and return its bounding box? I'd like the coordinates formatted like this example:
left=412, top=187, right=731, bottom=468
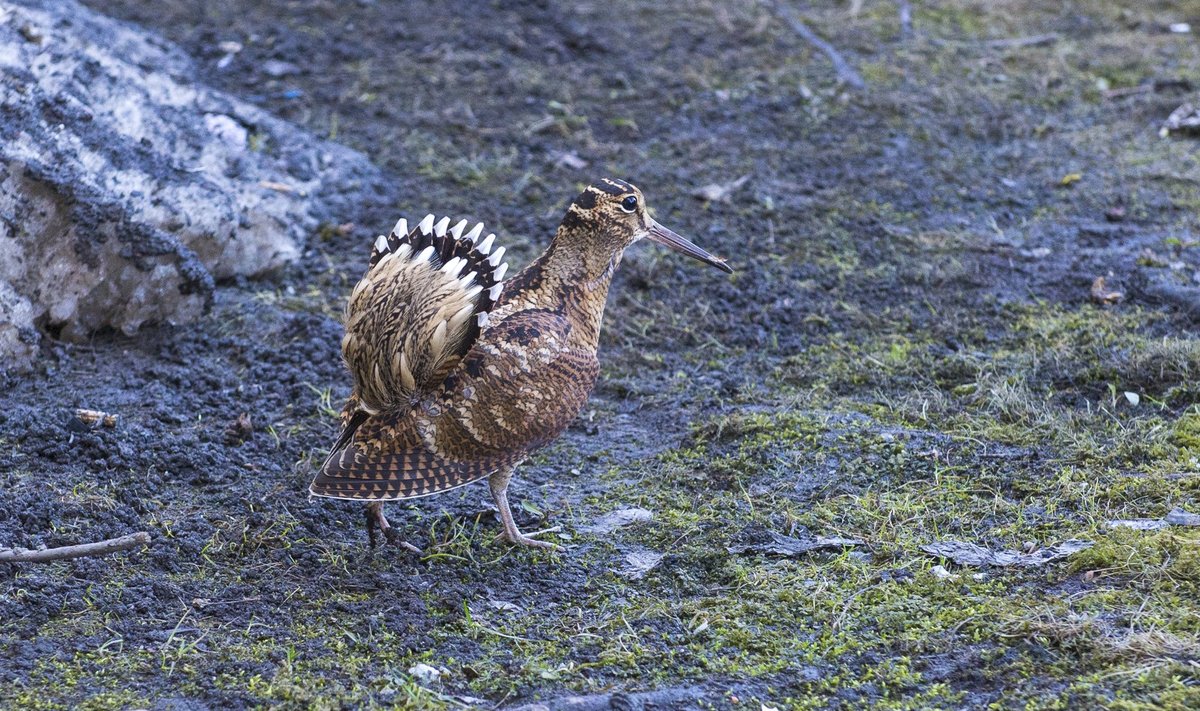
left=2, top=0, right=1198, bottom=708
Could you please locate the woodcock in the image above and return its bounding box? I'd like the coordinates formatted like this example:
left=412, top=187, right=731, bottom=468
left=310, top=179, right=732, bottom=549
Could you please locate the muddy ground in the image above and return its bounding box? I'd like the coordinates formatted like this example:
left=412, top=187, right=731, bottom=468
left=3, top=1, right=1200, bottom=708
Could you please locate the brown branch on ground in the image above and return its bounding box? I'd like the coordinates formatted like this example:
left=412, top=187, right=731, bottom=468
left=0, top=532, right=151, bottom=563
left=1103, top=79, right=1193, bottom=100
left=929, top=33, right=1061, bottom=51
left=766, top=0, right=866, bottom=90
left=984, top=33, right=1060, bottom=48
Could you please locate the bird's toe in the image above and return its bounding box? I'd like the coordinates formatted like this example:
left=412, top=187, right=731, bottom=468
left=383, top=527, right=423, bottom=554
left=503, top=525, right=561, bottom=550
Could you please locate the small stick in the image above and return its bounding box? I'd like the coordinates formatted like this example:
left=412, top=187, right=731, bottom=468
left=984, top=33, right=1059, bottom=49
left=0, top=532, right=151, bottom=563
left=1102, top=84, right=1154, bottom=100
left=767, top=0, right=866, bottom=90
left=1103, top=79, right=1193, bottom=100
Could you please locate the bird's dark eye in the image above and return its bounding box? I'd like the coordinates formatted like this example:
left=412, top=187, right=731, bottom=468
left=620, top=195, right=638, bottom=213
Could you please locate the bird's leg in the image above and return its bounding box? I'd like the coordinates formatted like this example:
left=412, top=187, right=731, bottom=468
left=488, top=466, right=556, bottom=549
left=365, top=501, right=422, bottom=553
left=365, top=503, right=379, bottom=549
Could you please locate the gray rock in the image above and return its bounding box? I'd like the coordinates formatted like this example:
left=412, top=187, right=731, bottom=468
left=0, top=0, right=384, bottom=372
left=1166, top=507, right=1200, bottom=527
left=1106, top=518, right=1169, bottom=531
left=504, top=685, right=706, bottom=711
left=922, top=539, right=1093, bottom=567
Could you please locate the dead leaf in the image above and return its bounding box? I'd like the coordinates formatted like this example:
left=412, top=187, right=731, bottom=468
left=74, top=408, right=118, bottom=428
left=407, top=663, right=442, bottom=684
left=582, top=507, right=653, bottom=534
left=921, top=539, right=1093, bottom=567
left=930, top=564, right=958, bottom=580
left=1090, top=276, right=1123, bottom=304
left=692, top=175, right=750, bottom=203
left=1059, top=172, right=1083, bottom=186
left=617, top=548, right=663, bottom=580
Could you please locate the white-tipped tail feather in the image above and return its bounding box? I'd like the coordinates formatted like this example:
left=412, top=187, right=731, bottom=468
left=344, top=212, right=515, bottom=411
left=434, top=216, right=450, bottom=237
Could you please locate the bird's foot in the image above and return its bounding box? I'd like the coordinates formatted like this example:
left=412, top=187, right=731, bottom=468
left=366, top=502, right=422, bottom=554
left=365, top=506, right=380, bottom=549
left=500, top=525, right=561, bottom=550
left=489, top=469, right=559, bottom=551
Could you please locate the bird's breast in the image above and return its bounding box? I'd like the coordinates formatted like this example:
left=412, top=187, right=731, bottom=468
left=428, top=324, right=599, bottom=460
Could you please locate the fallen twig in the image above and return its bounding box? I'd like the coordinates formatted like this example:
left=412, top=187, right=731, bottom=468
left=1102, top=79, right=1192, bottom=100
left=0, top=531, right=151, bottom=563
left=984, top=33, right=1059, bottom=49
left=767, top=0, right=865, bottom=90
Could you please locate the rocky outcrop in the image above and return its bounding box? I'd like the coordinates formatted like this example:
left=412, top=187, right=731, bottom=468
left=0, top=0, right=384, bottom=372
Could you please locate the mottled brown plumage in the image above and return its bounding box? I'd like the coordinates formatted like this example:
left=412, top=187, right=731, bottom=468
left=311, top=179, right=732, bottom=549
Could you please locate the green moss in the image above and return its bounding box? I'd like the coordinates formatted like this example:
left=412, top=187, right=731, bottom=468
left=1171, top=411, right=1200, bottom=453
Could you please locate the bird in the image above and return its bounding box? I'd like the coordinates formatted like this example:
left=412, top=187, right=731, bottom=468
left=310, top=178, right=732, bottom=549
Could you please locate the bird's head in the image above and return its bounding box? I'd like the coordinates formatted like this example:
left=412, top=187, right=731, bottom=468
left=555, top=178, right=733, bottom=279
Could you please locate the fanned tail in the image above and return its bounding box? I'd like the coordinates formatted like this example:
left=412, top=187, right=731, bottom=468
left=340, top=213, right=510, bottom=412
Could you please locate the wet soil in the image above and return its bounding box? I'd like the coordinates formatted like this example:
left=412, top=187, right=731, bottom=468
left=3, top=1, right=1200, bottom=709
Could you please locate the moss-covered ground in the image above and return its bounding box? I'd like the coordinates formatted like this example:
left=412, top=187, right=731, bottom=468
left=3, top=0, right=1199, bottom=708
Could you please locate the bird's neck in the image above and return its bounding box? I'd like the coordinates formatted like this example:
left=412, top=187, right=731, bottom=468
left=505, top=239, right=620, bottom=349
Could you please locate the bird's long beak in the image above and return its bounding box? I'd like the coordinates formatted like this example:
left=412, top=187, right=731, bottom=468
left=646, top=218, right=733, bottom=274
